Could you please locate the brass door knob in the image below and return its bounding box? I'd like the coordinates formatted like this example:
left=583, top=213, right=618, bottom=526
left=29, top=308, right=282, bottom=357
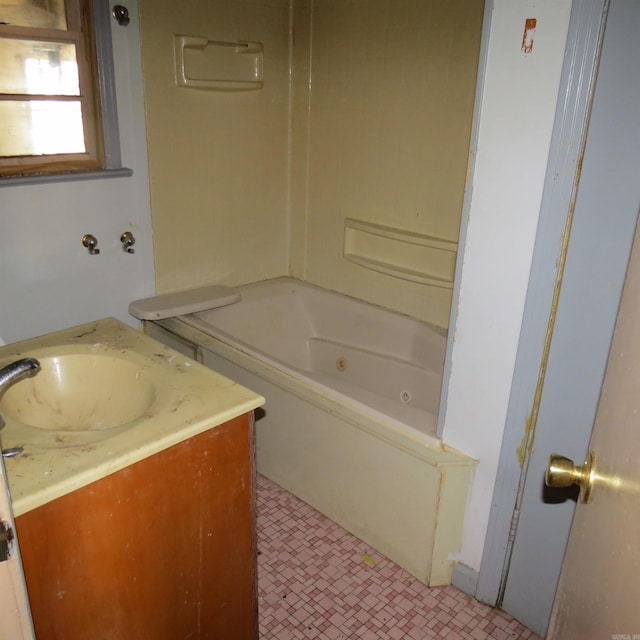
left=545, top=451, right=596, bottom=503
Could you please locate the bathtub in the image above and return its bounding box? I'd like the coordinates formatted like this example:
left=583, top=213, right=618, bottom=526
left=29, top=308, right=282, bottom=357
left=146, top=278, right=475, bottom=586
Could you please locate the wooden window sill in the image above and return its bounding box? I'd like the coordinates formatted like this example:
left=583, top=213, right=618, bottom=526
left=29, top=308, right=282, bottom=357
left=0, top=167, right=133, bottom=187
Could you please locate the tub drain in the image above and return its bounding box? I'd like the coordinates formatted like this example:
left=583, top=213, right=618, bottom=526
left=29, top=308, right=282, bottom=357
left=400, top=390, right=412, bottom=404
left=336, top=357, right=347, bottom=372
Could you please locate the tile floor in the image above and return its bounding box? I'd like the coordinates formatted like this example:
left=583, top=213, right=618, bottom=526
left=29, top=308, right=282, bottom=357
left=257, top=474, right=541, bottom=640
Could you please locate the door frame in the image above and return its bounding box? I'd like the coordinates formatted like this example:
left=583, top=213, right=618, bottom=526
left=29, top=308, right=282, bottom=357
left=469, top=0, right=609, bottom=606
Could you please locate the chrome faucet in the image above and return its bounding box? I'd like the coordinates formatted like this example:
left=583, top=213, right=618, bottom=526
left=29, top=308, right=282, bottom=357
left=0, top=358, right=41, bottom=429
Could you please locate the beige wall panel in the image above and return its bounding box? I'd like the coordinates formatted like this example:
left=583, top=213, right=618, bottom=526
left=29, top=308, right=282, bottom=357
left=293, top=0, right=483, bottom=327
left=139, top=0, right=291, bottom=294
left=289, top=0, right=313, bottom=277
left=140, top=0, right=481, bottom=326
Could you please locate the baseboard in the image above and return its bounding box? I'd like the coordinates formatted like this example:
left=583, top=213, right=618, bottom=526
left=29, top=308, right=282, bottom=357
left=451, top=563, right=479, bottom=597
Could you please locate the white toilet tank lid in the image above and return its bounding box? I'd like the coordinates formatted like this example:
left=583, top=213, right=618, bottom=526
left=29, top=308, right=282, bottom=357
left=129, top=285, right=241, bottom=320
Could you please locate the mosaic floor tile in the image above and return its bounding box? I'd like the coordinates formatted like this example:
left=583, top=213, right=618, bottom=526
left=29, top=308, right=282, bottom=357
left=257, top=475, right=541, bottom=640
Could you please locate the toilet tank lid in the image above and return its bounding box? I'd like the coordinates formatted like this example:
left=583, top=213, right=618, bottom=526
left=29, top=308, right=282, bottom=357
left=129, top=285, right=241, bottom=320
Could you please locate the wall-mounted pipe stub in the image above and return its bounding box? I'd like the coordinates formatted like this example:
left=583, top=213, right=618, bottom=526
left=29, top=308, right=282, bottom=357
left=112, top=5, right=130, bottom=26
left=111, top=4, right=131, bottom=27
left=82, top=234, right=100, bottom=255
left=174, top=36, right=263, bottom=91
left=120, top=231, right=136, bottom=253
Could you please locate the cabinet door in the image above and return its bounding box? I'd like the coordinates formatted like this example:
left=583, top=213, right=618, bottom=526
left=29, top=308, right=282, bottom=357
left=16, top=415, right=257, bottom=640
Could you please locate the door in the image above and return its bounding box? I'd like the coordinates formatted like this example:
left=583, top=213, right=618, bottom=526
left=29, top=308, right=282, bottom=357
left=547, top=210, right=640, bottom=637
left=499, top=0, right=640, bottom=634
left=0, top=456, right=35, bottom=640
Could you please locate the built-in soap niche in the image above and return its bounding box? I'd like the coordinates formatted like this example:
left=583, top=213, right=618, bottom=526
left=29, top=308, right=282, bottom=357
left=343, top=218, right=457, bottom=289
left=174, top=36, right=263, bottom=91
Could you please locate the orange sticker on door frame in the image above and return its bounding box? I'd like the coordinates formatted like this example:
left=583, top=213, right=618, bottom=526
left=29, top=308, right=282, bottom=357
left=522, top=18, right=537, bottom=54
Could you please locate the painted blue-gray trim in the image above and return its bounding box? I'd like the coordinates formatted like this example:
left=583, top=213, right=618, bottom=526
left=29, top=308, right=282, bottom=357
left=92, top=0, right=124, bottom=170
left=475, top=0, right=607, bottom=610
left=501, top=0, right=640, bottom=634
left=451, top=563, right=479, bottom=598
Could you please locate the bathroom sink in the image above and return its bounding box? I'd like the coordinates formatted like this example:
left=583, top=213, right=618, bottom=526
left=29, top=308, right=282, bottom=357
left=0, top=317, right=264, bottom=515
left=0, top=353, right=156, bottom=431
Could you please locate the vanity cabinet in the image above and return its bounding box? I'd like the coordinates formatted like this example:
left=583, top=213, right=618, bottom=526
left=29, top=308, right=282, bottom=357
left=14, top=413, right=257, bottom=640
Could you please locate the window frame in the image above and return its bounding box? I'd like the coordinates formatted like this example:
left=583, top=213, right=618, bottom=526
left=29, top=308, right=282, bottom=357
left=0, top=0, right=131, bottom=185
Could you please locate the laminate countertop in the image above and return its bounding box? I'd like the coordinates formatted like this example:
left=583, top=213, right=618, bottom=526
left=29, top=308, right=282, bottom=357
left=0, top=317, right=264, bottom=516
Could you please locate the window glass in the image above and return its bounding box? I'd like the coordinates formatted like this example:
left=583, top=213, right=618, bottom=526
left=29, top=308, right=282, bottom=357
left=0, top=40, right=79, bottom=95
left=0, top=0, right=67, bottom=30
left=0, top=0, right=106, bottom=176
left=0, top=100, right=84, bottom=156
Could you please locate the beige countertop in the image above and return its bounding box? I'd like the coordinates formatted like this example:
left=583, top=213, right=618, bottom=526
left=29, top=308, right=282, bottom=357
left=0, top=317, right=264, bottom=516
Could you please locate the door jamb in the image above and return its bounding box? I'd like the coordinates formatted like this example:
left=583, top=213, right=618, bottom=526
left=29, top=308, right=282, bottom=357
left=468, top=0, right=609, bottom=605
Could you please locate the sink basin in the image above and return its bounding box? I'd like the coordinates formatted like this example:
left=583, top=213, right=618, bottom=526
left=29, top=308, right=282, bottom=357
left=0, top=317, right=264, bottom=516
left=0, top=353, right=156, bottom=431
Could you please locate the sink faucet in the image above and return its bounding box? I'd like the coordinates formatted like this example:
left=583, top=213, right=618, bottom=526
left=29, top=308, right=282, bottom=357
left=0, top=358, right=41, bottom=429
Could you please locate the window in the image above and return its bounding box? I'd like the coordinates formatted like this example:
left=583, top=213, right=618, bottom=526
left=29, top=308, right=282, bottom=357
left=0, top=0, right=117, bottom=179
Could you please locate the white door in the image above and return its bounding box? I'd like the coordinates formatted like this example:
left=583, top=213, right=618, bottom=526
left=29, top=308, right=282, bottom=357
left=0, top=456, right=35, bottom=640
left=547, top=210, right=640, bottom=637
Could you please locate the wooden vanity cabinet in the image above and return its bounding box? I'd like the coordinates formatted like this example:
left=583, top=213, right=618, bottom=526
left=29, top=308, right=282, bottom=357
left=15, top=414, right=258, bottom=640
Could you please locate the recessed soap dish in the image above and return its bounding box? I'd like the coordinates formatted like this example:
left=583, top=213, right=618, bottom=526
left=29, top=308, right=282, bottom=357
left=174, top=35, right=264, bottom=91
left=343, top=218, right=458, bottom=289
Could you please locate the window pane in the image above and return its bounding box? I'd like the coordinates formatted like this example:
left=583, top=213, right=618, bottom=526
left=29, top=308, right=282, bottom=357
left=0, top=0, right=67, bottom=30
left=0, top=100, right=85, bottom=156
left=0, top=39, right=79, bottom=95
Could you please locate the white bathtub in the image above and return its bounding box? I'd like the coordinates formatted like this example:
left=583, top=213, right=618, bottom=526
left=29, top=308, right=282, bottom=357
left=147, top=278, right=475, bottom=585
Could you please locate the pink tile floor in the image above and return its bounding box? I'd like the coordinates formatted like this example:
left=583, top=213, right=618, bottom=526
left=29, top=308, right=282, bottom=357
left=257, top=475, right=542, bottom=640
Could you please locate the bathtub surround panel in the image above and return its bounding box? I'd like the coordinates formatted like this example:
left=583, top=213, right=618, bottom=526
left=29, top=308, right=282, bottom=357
left=291, top=0, right=484, bottom=327
left=138, top=0, right=291, bottom=295
left=288, top=0, right=313, bottom=285
left=140, top=0, right=483, bottom=326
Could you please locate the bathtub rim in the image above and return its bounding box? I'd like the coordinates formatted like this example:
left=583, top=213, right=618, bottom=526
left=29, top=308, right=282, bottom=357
left=152, top=316, right=474, bottom=467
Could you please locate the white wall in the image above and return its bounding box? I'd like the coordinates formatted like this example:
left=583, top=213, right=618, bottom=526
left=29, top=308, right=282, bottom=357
left=442, top=0, right=572, bottom=571
left=0, top=1, right=154, bottom=344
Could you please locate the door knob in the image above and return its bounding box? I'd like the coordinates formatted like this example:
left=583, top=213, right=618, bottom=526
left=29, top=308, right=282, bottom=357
left=545, top=451, right=596, bottom=503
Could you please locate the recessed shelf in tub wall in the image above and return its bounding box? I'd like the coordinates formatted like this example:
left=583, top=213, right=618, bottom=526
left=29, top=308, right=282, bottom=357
left=343, top=218, right=458, bottom=289
left=174, top=36, right=263, bottom=91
